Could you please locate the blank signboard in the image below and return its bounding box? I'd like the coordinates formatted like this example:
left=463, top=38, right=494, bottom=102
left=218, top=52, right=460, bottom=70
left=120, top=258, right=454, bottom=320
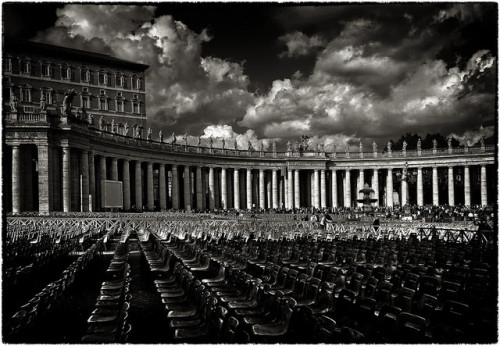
left=101, top=180, right=123, bottom=208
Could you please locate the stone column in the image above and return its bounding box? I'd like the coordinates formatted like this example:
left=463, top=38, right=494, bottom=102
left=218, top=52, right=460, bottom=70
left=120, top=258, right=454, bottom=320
left=246, top=169, right=252, bottom=209
left=344, top=169, right=351, bottom=207
left=214, top=170, right=220, bottom=209
left=272, top=169, right=278, bottom=209
left=62, top=146, right=71, bottom=212
left=287, top=169, right=293, bottom=209
left=196, top=166, right=203, bottom=210
left=158, top=164, right=166, bottom=210
left=417, top=167, right=423, bottom=206
left=184, top=165, right=191, bottom=211
left=220, top=167, right=227, bottom=209
left=372, top=169, right=379, bottom=207
left=234, top=168, right=240, bottom=210
left=88, top=151, right=95, bottom=211
left=294, top=170, right=300, bottom=208
left=320, top=169, right=327, bottom=209
left=12, top=145, right=21, bottom=214
left=313, top=169, right=320, bottom=208
left=464, top=165, right=471, bottom=206
left=111, top=157, right=118, bottom=181
left=147, top=162, right=154, bottom=211
left=80, top=150, right=89, bottom=212
left=171, top=164, right=179, bottom=209
left=386, top=168, right=393, bottom=207
left=358, top=169, right=364, bottom=207
left=123, top=160, right=131, bottom=211
left=480, top=165, right=487, bottom=206
left=37, top=145, right=51, bottom=213
left=209, top=166, right=215, bottom=210
left=100, top=156, right=107, bottom=211
left=401, top=178, right=408, bottom=207
left=331, top=169, right=338, bottom=208
left=448, top=166, right=454, bottom=206
left=135, top=161, right=142, bottom=211
left=432, top=166, right=439, bottom=206
left=266, top=176, right=271, bottom=209
left=259, top=169, right=265, bottom=209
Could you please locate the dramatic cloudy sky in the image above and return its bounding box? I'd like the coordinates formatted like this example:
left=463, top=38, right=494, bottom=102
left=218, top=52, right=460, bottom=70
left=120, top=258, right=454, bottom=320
left=4, top=2, right=497, bottom=149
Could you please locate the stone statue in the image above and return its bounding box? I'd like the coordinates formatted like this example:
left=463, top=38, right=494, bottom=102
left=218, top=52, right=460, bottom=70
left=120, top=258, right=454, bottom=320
left=209, top=136, right=213, bottom=148
left=317, top=143, right=321, bottom=152
left=39, top=94, right=47, bottom=111
left=359, top=142, right=363, bottom=152
left=111, top=119, right=116, bottom=133
left=402, top=140, right=407, bottom=150
left=99, top=116, right=105, bottom=131
left=372, top=141, right=377, bottom=152
left=432, top=138, right=437, bottom=149
left=332, top=143, right=336, bottom=153
left=272, top=140, right=276, bottom=152
left=319, top=143, right=324, bottom=152
left=147, top=127, right=152, bottom=140
left=464, top=136, right=469, bottom=147
left=260, top=140, right=264, bottom=151
left=88, top=113, right=94, bottom=126
left=183, top=133, right=188, bottom=146
left=480, top=136, right=485, bottom=148
left=124, top=122, right=129, bottom=136
left=417, top=138, right=421, bottom=149
left=294, top=140, right=300, bottom=152
left=62, top=89, right=76, bottom=115
left=171, top=132, right=176, bottom=144
left=248, top=141, right=253, bottom=151
left=345, top=144, right=350, bottom=153
left=447, top=137, right=452, bottom=149
left=387, top=141, right=392, bottom=152
left=221, top=137, right=225, bottom=149
left=197, top=135, right=201, bottom=146
left=286, top=140, right=292, bottom=151
left=135, top=126, right=141, bottom=139
left=234, top=140, right=238, bottom=150
left=9, top=94, right=18, bottom=112
left=159, top=130, right=163, bottom=142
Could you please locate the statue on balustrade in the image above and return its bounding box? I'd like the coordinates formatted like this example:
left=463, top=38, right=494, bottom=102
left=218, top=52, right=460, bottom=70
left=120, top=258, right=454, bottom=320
left=124, top=122, right=129, bottom=136
left=222, top=137, right=226, bottom=149
left=39, top=94, right=47, bottom=111
left=209, top=136, right=213, bottom=148
left=99, top=116, right=105, bottom=131
left=248, top=141, right=253, bottom=151
left=448, top=137, right=452, bottom=149
left=234, top=140, right=238, bottom=150
left=332, top=143, right=336, bottom=153
left=62, top=89, right=76, bottom=115
left=319, top=143, right=324, bottom=152
left=272, top=140, right=276, bottom=152
left=480, top=136, right=485, bottom=148
left=345, top=144, right=350, bottom=153
left=286, top=140, right=292, bottom=151
left=372, top=141, right=377, bottom=152
left=359, top=142, right=363, bottom=152
left=183, top=133, right=188, bottom=146
left=9, top=94, right=18, bottom=112
left=432, top=138, right=437, bottom=149
left=88, top=113, right=94, bottom=126
left=147, top=127, right=152, bottom=140
left=402, top=140, right=407, bottom=151
left=111, top=119, right=116, bottom=133
left=294, top=140, right=300, bottom=152
left=464, top=136, right=469, bottom=147
left=417, top=138, right=421, bottom=149
left=197, top=135, right=201, bottom=146
left=171, top=132, right=176, bottom=144
left=387, top=141, right=392, bottom=152
left=135, top=126, right=141, bottom=139
left=260, top=140, right=264, bottom=151
left=159, top=130, right=163, bottom=142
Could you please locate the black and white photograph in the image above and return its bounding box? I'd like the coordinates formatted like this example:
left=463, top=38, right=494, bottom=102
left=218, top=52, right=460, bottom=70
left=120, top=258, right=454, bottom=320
left=2, top=1, right=497, bottom=343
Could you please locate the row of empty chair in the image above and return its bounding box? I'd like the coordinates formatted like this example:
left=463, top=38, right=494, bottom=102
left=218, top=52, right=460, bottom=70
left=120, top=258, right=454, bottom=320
left=136, top=227, right=495, bottom=343
left=81, top=240, right=132, bottom=343
left=5, top=233, right=108, bottom=342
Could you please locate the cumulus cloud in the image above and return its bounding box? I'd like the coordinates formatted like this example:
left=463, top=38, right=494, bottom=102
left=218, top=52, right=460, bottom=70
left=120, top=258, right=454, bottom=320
left=278, top=31, right=326, bottom=58
left=449, top=126, right=495, bottom=146
left=34, top=4, right=255, bottom=136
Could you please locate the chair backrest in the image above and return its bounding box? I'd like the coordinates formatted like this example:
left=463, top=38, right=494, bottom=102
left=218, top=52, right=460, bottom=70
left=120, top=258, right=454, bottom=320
left=397, top=312, right=426, bottom=332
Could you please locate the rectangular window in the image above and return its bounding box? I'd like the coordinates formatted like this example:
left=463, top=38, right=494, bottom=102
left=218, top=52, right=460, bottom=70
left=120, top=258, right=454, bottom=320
left=21, top=61, right=31, bottom=74
left=43, top=64, right=52, bottom=77
left=133, top=103, right=140, bottom=114
left=99, top=73, right=108, bottom=85
left=135, top=78, right=142, bottom=90
left=21, top=89, right=31, bottom=102
left=63, top=67, right=71, bottom=79
left=117, top=101, right=124, bottom=112
left=44, top=91, right=52, bottom=104
left=82, top=96, right=90, bottom=109
left=99, top=99, right=107, bottom=110
left=5, top=58, right=12, bottom=72
left=81, top=70, right=90, bottom=82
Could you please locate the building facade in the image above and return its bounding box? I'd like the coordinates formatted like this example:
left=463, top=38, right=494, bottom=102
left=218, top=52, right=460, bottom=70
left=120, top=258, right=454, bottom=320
left=3, top=40, right=495, bottom=214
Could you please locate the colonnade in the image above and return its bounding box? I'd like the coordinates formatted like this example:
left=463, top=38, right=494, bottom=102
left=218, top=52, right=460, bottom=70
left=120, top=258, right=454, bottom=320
left=8, top=143, right=492, bottom=213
